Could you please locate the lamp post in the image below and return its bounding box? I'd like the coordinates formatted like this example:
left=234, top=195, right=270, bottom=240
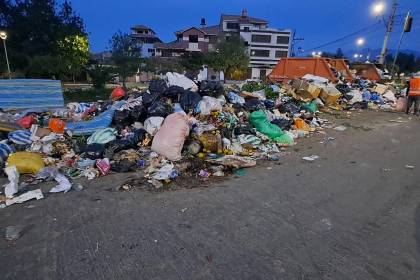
left=0, top=31, right=11, bottom=79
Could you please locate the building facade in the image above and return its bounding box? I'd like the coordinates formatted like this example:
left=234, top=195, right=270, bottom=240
left=220, top=10, right=291, bottom=79
left=154, top=10, right=292, bottom=79
left=154, top=25, right=219, bottom=57
left=130, top=25, right=162, bottom=58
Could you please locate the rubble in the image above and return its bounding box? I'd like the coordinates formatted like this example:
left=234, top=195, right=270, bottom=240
left=0, top=71, right=408, bottom=207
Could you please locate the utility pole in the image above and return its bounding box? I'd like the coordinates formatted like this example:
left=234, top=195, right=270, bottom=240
left=378, top=0, right=398, bottom=65
left=391, top=11, right=413, bottom=78
left=290, top=30, right=304, bottom=57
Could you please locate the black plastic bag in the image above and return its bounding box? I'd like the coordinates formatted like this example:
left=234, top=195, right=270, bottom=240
left=271, top=118, right=293, bottom=130
left=234, top=124, right=255, bottom=135
left=79, top=143, right=105, bottom=159
left=180, top=91, right=202, bottom=112
left=104, top=129, right=146, bottom=158
left=165, top=85, right=184, bottom=99
left=278, top=102, right=301, bottom=115
left=264, top=99, right=275, bottom=110
left=113, top=110, right=132, bottom=127
left=111, top=160, right=138, bottom=172
left=142, top=91, right=162, bottom=106
left=147, top=100, right=172, bottom=118
left=244, top=98, right=265, bottom=112
left=149, top=79, right=168, bottom=95
left=199, top=80, right=224, bottom=97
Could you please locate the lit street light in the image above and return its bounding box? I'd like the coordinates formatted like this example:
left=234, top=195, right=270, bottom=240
left=0, top=31, right=11, bottom=79
left=372, top=2, right=386, bottom=16
left=356, top=38, right=365, bottom=46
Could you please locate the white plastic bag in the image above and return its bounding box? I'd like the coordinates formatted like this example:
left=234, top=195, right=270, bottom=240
left=196, top=96, right=223, bottom=116
left=144, top=117, right=164, bottom=136
left=166, top=72, right=198, bottom=92
left=4, top=166, right=19, bottom=198
left=151, top=113, right=190, bottom=161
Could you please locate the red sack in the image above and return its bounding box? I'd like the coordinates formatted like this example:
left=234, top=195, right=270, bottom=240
left=17, top=115, right=36, bottom=129
left=111, top=87, right=125, bottom=101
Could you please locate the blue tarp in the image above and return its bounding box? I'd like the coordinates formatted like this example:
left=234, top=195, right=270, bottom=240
left=0, top=79, right=64, bottom=109
left=66, top=101, right=125, bottom=135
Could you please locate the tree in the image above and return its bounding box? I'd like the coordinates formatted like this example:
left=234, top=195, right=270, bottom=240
left=87, top=64, right=113, bottom=89
left=335, top=48, right=344, bottom=59
left=58, top=35, right=89, bottom=82
left=109, top=32, right=141, bottom=88
left=206, top=35, right=249, bottom=80
left=180, top=52, right=205, bottom=71
left=0, top=0, right=86, bottom=78
left=385, top=52, right=420, bottom=74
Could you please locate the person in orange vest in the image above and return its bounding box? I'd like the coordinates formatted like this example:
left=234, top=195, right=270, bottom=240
left=406, top=75, right=420, bottom=115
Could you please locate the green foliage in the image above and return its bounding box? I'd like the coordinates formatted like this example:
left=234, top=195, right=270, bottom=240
left=0, top=0, right=86, bottom=78
left=110, top=31, right=141, bottom=88
left=63, top=87, right=111, bottom=103
left=321, top=48, right=346, bottom=59
left=87, top=64, right=113, bottom=89
left=144, top=57, right=184, bottom=73
left=180, top=52, right=205, bottom=71
left=25, top=55, right=62, bottom=79
left=385, top=52, right=420, bottom=74
left=58, top=35, right=89, bottom=82
left=205, top=35, right=249, bottom=78
left=241, top=82, right=277, bottom=100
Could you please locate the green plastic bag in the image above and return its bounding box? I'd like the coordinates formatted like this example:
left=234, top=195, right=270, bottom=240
left=302, top=101, right=318, bottom=113
left=250, top=110, right=294, bottom=146
left=87, top=128, right=117, bottom=145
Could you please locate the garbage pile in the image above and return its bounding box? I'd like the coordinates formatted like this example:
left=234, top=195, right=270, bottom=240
left=0, top=72, right=336, bottom=207
left=288, top=74, right=405, bottom=112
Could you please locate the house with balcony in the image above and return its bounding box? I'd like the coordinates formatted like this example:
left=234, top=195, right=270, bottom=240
left=130, top=25, right=162, bottom=57
left=154, top=23, right=219, bottom=57
left=220, top=10, right=292, bottom=79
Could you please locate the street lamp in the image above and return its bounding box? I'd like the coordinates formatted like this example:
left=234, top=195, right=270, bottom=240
left=356, top=38, right=365, bottom=46
left=0, top=31, right=11, bottom=79
left=372, top=2, right=386, bottom=16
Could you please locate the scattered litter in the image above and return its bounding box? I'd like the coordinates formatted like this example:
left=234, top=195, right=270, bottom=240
left=333, top=125, right=347, bottom=131
left=302, top=155, right=320, bottom=161
left=5, top=189, right=44, bottom=206
left=405, top=165, right=415, bottom=169
left=5, top=225, right=27, bottom=241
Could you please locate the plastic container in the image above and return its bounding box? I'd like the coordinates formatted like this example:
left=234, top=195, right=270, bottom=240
left=48, top=118, right=66, bottom=134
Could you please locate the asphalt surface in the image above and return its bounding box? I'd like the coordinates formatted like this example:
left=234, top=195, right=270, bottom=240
left=1, top=111, right=420, bottom=280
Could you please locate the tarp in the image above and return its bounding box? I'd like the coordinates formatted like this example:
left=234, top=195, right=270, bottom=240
left=0, top=79, right=64, bottom=109
left=66, top=101, right=125, bottom=135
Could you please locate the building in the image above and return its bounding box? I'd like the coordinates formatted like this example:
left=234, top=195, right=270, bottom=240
left=220, top=10, right=292, bottom=79
left=154, top=22, right=219, bottom=57
left=130, top=25, right=162, bottom=57
left=154, top=10, right=292, bottom=79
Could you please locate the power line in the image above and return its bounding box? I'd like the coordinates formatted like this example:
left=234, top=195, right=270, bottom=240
left=303, top=22, right=383, bottom=53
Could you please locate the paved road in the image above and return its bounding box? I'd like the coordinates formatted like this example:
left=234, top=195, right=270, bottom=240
left=1, top=111, right=420, bottom=280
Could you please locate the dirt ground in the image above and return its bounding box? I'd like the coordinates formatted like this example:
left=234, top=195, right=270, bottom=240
left=1, top=110, right=420, bottom=280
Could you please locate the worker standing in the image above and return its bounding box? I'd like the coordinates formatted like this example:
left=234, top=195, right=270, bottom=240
left=406, top=74, right=420, bottom=115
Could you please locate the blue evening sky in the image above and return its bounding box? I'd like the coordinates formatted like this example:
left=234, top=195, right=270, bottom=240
left=71, top=0, right=420, bottom=54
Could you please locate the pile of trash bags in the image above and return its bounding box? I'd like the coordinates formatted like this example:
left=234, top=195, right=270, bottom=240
left=0, top=71, right=406, bottom=207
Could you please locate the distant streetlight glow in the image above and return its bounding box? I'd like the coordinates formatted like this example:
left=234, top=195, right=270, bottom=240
left=372, top=2, right=386, bottom=16
left=356, top=38, right=365, bottom=46
left=0, top=31, right=7, bottom=40
left=317, top=51, right=322, bottom=56
left=311, top=51, right=316, bottom=57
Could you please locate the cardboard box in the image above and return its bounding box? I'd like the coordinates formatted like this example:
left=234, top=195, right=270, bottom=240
left=320, top=86, right=342, bottom=105
left=291, top=79, right=322, bottom=102
left=373, top=84, right=388, bottom=95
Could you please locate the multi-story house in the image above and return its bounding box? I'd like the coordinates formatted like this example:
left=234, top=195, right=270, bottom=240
left=130, top=25, right=162, bottom=57
left=154, top=23, right=219, bottom=57
left=220, top=10, right=292, bottom=79
left=154, top=10, right=292, bottom=79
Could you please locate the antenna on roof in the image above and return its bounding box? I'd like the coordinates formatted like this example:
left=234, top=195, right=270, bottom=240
left=201, top=18, right=206, bottom=27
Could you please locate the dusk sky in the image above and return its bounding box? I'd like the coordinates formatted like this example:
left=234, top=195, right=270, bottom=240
left=71, top=0, right=420, bottom=54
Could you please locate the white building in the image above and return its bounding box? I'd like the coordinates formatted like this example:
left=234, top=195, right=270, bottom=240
left=220, top=10, right=292, bottom=79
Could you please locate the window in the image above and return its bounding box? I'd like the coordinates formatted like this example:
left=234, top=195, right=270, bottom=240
left=148, top=48, right=154, bottom=53
left=277, top=36, right=290, bottom=44
left=226, top=22, right=239, bottom=29
left=189, top=35, right=198, bottom=43
left=275, top=50, right=288, bottom=58
left=162, top=50, right=173, bottom=57
left=243, top=27, right=250, bottom=32
left=251, top=35, right=271, bottom=43
left=251, top=49, right=270, bottom=57
left=209, top=36, right=218, bottom=44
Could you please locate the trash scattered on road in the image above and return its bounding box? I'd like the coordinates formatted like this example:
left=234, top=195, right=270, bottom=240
left=5, top=189, right=44, bottom=206
left=405, top=165, right=415, bottom=169
left=302, top=155, right=320, bottom=161
left=5, top=225, right=27, bottom=241
left=333, top=125, right=347, bottom=131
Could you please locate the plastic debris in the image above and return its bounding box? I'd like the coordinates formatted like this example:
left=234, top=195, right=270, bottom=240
left=4, top=166, right=19, bottom=198
left=333, top=125, right=347, bottom=131
left=5, top=189, right=44, bottom=206
left=302, top=155, right=320, bottom=161
left=49, top=173, right=72, bottom=193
